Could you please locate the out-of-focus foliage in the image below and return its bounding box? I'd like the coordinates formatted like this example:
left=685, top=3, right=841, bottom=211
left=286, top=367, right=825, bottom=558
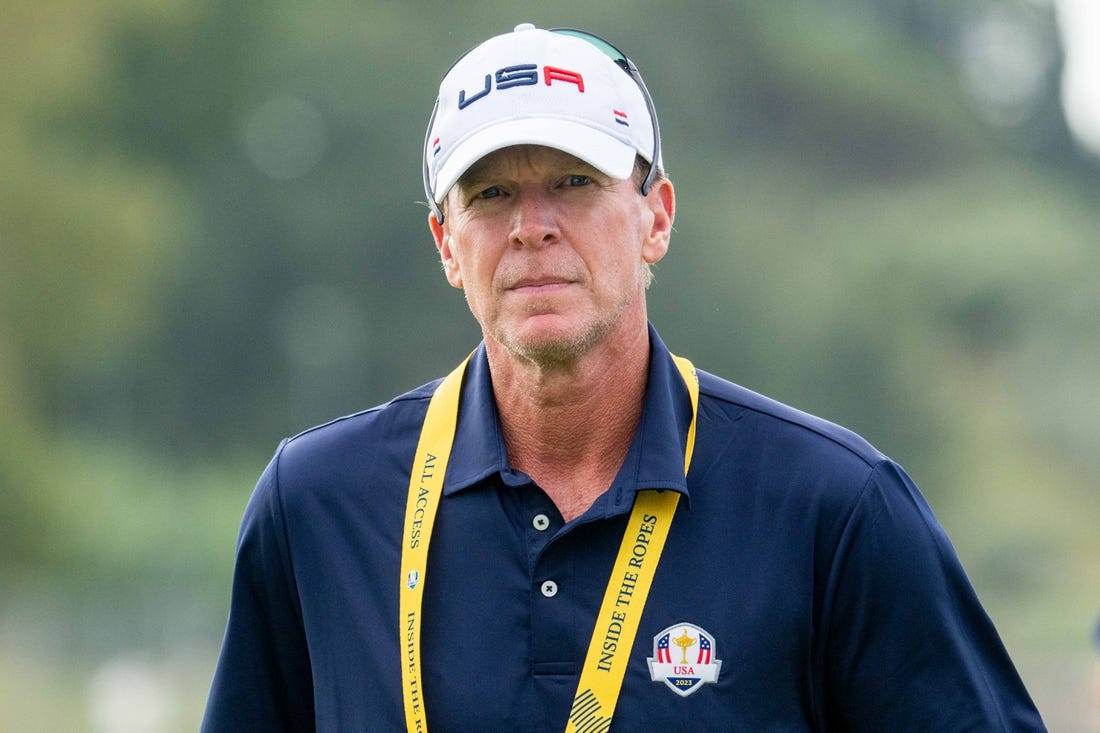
left=1, top=0, right=186, bottom=564
left=1, top=1, right=1097, bottom=731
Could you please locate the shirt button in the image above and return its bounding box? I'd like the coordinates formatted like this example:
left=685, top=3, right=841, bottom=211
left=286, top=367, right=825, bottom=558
left=540, top=580, right=559, bottom=598
left=532, top=514, right=551, bottom=531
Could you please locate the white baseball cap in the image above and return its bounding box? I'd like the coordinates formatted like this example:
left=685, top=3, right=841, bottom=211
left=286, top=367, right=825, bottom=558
left=423, top=23, right=662, bottom=222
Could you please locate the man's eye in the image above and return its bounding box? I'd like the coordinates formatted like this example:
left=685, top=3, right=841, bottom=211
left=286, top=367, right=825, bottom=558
left=568, top=175, right=591, bottom=187
left=476, top=186, right=502, bottom=200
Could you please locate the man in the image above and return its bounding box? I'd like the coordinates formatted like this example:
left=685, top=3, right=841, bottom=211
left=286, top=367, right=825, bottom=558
left=203, top=23, right=1046, bottom=732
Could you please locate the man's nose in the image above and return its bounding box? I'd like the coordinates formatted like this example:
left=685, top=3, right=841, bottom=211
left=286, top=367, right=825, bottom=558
left=509, top=190, right=560, bottom=249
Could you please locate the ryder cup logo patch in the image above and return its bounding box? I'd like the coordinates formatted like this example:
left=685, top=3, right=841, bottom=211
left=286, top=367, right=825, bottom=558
left=647, top=622, right=722, bottom=697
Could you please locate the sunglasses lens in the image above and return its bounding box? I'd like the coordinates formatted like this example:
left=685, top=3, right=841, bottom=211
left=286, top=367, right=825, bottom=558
left=550, top=28, right=660, bottom=194
left=549, top=28, right=627, bottom=63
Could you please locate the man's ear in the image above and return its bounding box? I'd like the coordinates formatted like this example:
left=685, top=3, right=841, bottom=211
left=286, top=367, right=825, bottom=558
left=429, top=211, right=463, bottom=289
left=641, top=177, right=675, bottom=266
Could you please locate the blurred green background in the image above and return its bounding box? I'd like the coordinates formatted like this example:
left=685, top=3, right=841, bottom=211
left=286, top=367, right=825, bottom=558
left=2, top=0, right=1098, bottom=730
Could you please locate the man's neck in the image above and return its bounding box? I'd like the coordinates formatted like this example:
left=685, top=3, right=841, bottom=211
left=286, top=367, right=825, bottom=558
left=486, top=325, right=651, bottom=522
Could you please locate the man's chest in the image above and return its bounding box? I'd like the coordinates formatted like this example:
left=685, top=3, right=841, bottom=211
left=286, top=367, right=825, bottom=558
left=294, top=479, right=821, bottom=732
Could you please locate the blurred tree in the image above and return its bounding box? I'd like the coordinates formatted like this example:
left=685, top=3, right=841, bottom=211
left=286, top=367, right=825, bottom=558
left=0, top=0, right=184, bottom=561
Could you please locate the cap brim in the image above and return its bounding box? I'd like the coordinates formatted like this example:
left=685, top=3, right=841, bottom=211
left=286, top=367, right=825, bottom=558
left=433, top=118, right=637, bottom=203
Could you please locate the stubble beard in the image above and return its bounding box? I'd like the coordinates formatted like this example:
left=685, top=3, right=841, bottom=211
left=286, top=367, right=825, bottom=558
left=475, top=271, right=645, bottom=371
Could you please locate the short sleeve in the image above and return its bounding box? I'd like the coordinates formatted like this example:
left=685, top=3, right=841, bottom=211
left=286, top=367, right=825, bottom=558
left=820, top=460, right=1045, bottom=732
left=202, top=442, right=316, bottom=732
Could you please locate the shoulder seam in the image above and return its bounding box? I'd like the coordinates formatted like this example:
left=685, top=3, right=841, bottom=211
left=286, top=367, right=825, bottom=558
left=283, top=382, right=439, bottom=445
left=697, top=378, right=883, bottom=470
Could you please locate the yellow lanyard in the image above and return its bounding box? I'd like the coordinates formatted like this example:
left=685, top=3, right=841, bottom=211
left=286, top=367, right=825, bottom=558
left=400, top=353, right=699, bottom=733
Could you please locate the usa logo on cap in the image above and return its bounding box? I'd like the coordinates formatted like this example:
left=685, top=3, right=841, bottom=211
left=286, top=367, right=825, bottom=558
left=647, top=622, right=723, bottom=697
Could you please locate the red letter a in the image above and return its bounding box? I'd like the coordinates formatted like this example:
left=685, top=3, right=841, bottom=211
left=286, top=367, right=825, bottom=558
left=543, top=66, right=584, bottom=91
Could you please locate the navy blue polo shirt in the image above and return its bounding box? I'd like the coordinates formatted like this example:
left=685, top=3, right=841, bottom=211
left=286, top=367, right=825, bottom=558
left=203, top=327, right=1045, bottom=732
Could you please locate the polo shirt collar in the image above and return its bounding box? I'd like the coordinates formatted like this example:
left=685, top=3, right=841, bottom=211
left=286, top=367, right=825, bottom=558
left=443, top=325, right=694, bottom=512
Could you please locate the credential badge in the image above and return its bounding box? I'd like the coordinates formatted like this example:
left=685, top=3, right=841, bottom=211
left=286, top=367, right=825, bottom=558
left=647, top=622, right=722, bottom=697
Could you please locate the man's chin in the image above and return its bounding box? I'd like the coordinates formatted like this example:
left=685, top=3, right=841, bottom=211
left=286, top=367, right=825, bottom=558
left=495, top=321, right=601, bottom=369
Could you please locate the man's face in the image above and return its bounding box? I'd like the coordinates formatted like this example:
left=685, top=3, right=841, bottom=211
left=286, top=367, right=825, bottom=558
left=430, top=145, right=673, bottom=366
